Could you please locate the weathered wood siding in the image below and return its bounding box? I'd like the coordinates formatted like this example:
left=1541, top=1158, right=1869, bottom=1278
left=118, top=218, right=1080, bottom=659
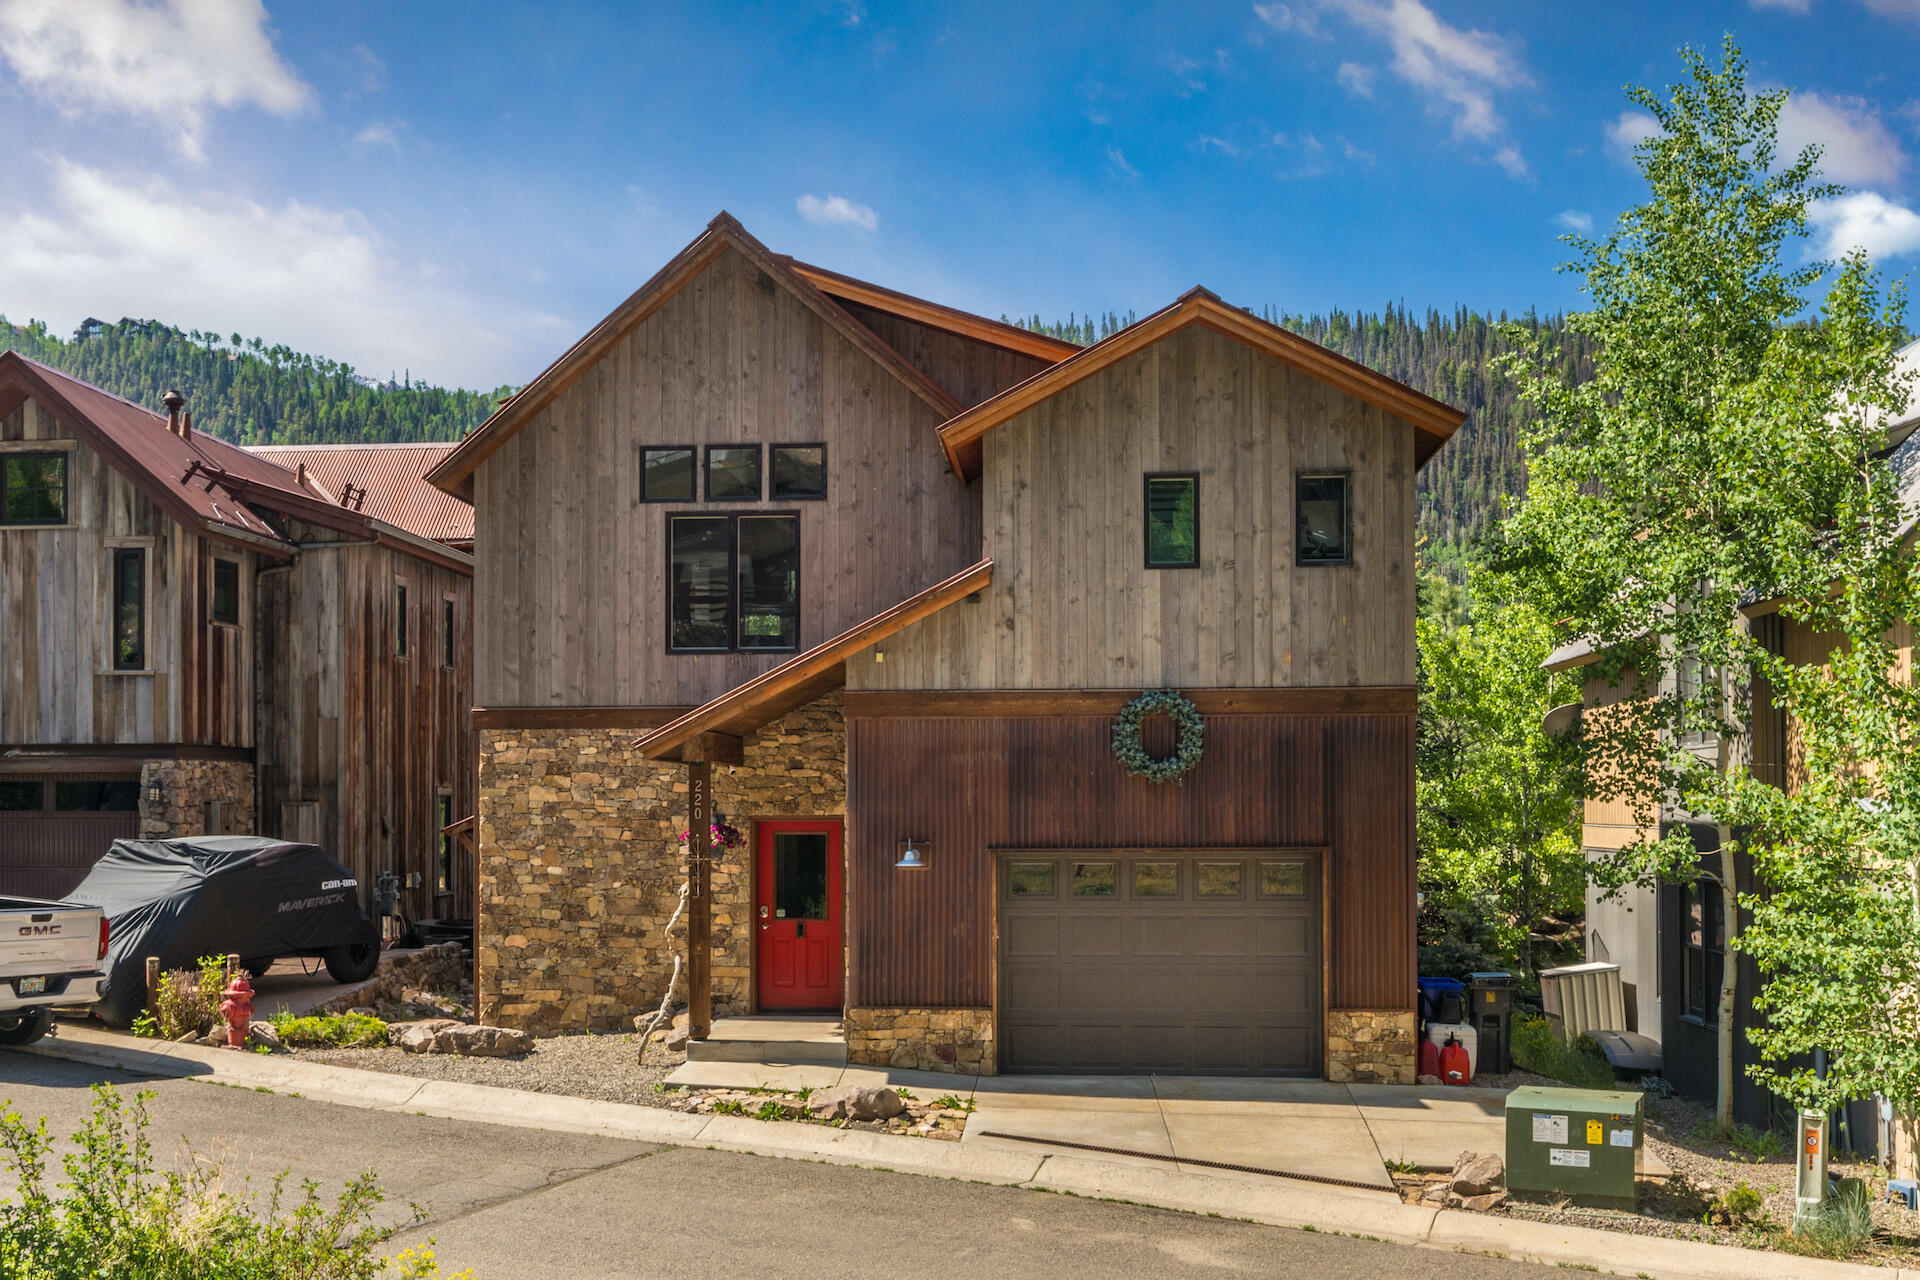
left=0, top=396, right=256, bottom=746
left=847, top=324, right=1416, bottom=691
left=834, top=300, right=1053, bottom=409
left=256, top=533, right=476, bottom=920
left=472, top=246, right=977, bottom=709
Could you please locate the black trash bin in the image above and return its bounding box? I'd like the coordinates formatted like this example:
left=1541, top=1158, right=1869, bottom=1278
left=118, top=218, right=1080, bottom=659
left=1467, top=971, right=1516, bottom=1075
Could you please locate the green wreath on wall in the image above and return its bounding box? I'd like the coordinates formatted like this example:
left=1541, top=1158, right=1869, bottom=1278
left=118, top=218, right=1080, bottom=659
left=1112, top=689, right=1205, bottom=783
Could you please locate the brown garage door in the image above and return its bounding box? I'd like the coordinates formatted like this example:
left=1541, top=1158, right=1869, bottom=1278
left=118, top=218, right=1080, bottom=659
left=998, top=852, right=1322, bottom=1076
left=0, top=775, right=141, bottom=900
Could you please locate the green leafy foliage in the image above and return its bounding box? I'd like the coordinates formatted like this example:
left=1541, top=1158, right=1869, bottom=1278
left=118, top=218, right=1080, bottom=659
left=0, top=317, right=511, bottom=447
left=1511, top=1016, right=1616, bottom=1090
left=0, top=1083, right=470, bottom=1278
left=267, top=1011, right=390, bottom=1049
left=1787, top=1177, right=1876, bottom=1258
left=1416, top=565, right=1585, bottom=979
left=147, top=955, right=232, bottom=1040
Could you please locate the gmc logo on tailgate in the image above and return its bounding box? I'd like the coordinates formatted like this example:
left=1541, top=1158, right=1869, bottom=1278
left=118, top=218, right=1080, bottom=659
left=17, top=925, right=61, bottom=936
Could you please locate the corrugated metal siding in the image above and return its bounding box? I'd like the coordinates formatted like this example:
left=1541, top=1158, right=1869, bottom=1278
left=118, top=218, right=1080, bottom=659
left=847, top=710, right=1413, bottom=1011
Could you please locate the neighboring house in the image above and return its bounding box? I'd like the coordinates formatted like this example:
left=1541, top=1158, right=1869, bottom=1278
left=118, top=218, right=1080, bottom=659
left=0, top=352, right=477, bottom=925
left=427, top=212, right=1464, bottom=1079
left=1552, top=338, right=1920, bottom=1140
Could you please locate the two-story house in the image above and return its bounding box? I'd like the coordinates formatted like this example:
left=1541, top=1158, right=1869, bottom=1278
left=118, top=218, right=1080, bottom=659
left=0, top=353, right=477, bottom=925
left=427, top=213, right=1463, bottom=1079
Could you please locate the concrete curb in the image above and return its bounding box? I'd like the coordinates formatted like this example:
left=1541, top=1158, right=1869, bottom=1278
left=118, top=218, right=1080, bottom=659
left=13, top=1027, right=1909, bottom=1280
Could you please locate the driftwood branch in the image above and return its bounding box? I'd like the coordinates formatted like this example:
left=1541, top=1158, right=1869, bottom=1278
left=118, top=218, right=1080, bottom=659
left=635, top=880, right=691, bottom=1059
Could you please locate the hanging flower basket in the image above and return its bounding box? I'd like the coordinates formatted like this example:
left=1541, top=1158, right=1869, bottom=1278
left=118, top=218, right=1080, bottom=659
left=1111, top=689, right=1205, bottom=783
left=678, top=821, right=745, bottom=852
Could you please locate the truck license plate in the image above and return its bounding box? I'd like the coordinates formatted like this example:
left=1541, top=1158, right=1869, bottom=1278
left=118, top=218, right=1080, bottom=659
left=16, top=977, right=44, bottom=996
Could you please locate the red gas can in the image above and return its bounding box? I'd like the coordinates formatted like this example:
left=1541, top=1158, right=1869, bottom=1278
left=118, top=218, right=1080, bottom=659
left=1440, top=1035, right=1471, bottom=1085
left=1418, top=1037, right=1441, bottom=1080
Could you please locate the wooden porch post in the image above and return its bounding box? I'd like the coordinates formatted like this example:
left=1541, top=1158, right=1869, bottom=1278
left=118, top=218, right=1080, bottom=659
left=687, top=760, right=712, bottom=1040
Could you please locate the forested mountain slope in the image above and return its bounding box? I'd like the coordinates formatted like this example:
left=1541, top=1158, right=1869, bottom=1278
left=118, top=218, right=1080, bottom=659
left=0, top=317, right=510, bottom=447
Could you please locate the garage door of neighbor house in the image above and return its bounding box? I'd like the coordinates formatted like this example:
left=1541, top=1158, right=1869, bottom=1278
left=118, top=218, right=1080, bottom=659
left=0, top=775, right=142, bottom=900
left=998, top=851, right=1322, bottom=1076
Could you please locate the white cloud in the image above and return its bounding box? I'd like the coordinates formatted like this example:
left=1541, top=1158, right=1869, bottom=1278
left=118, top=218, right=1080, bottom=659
left=1775, top=90, right=1906, bottom=186
left=1750, top=0, right=1811, bottom=10
left=1604, top=109, right=1662, bottom=159
left=1556, top=209, right=1594, bottom=234
left=1106, top=146, right=1141, bottom=180
left=1336, top=61, right=1376, bottom=97
left=796, top=193, right=878, bottom=232
left=351, top=43, right=385, bottom=92
left=625, top=184, right=662, bottom=218
left=1195, top=134, right=1245, bottom=159
left=1289, top=1, right=1530, bottom=178
left=1808, top=190, right=1920, bottom=259
left=1862, top=0, right=1920, bottom=20
left=0, top=0, right=310, bottom=162
left=0, top=157, right=560, bottom=388
left=350, top=121, right=401, bottom=157
left=1340, top=136, right=1375, bottom=164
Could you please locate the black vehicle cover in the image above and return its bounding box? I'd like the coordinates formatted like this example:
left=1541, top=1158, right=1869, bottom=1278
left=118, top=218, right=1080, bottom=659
left=68, top=836, right=377, bottom=1027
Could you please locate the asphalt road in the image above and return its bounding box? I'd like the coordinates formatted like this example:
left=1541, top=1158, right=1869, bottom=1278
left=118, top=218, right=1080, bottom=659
left=0, top=1052, right=1566, bottom=1280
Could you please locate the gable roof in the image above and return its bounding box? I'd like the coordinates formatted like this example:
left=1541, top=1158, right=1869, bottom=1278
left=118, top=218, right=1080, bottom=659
left=782, top=259, right=1082, bottom=363
left=247, top=442, right=472, bottom=545
left=637, top=557, right=992, bottom=762
left=934, top=288, right=1469, bottom=480
left=425, top=212, right=964, bottom=501
left=0, top=352, right=322, bottom=552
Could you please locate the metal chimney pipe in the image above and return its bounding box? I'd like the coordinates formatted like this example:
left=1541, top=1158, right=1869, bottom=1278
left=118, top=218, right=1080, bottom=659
left=162, top=389, right=184, bottom=435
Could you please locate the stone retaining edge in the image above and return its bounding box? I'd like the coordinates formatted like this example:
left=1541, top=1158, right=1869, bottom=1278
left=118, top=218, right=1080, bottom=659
left=15, top=1027, right=1910, bottom=1280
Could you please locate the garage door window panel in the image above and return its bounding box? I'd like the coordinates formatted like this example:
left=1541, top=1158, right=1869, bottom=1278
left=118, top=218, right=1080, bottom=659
left=1007, top=861, right=1055, bottom=897
left=1259, top=860, right=1308, bottom=897
left=1131, top=861, right=1179, bottom=898
left=1196, top=860, right=1244, bottom=897
left=0, top=781, right=44, bottom=811
left=1071, top=861, right=1117, bottom=897
left=54, top=781, right=139, bottom=811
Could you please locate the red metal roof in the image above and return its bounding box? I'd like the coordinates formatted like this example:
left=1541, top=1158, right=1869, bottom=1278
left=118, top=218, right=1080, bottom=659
left=0, top=353, right=316, bottom=546
left=247, top=443, right=473, bottom=545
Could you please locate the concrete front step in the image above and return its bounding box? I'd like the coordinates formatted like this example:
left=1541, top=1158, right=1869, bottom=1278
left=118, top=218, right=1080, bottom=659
left=685, top=1015, right=848, bottom=1066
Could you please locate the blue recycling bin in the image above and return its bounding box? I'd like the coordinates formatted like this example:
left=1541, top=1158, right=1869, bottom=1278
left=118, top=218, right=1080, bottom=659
left=1418, top=976, right=1465, bottom=1026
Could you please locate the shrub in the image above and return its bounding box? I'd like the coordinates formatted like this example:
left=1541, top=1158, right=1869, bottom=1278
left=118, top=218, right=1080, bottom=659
left=0, top=1083, right=470, bottom=1278
left=269, top=1011, right=390, bottom=1049
left=1715, top=1180, right=1766, bottom=1224
left=1510, top=1015, right=1616, bottom=1089
left=143, top=955, right=230, bottom=1040
left=1786, top=1177, right=1876, bottom=1258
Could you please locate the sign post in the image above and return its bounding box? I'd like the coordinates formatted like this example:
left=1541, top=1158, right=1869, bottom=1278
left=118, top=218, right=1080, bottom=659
left=1795, top=1109, right=1828, bottom=1229
left=687, top=761, right=712, bottom=1041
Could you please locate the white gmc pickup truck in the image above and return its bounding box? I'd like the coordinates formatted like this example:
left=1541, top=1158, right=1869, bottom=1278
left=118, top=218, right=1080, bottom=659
left=0, top=896, right=108, bottom=1046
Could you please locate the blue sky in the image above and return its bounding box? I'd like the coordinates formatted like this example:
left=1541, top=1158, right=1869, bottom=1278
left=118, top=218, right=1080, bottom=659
left=0, top=0, right=1914, bottom=389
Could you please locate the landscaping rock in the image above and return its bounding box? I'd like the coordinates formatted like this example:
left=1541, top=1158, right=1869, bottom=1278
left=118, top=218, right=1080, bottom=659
left=447, top=1025, right=533, bottom=1057
left=1450, top=1152, right=1506, bottom=1198
left=1417, top=1073, right=1442, bottom=1086
left=663, top=1026, right=690, bottom=1052
left=391, top=1019, right=462, bottom=1053
left=247, top=1022, right=285, bottom=1052
left=805, top=1084, right=906, bottom=1122
left=1457, top=1191, right=1507, bottom=1212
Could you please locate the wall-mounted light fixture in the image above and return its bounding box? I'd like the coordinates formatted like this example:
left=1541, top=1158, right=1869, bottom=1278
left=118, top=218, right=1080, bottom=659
left=142, top=781, right=165, bottom=807
left=895, top=839, right=929, bottom=870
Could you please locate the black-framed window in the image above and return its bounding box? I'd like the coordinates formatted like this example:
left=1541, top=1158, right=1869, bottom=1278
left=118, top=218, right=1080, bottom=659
left=1, top=453, right=67, bottom=525
left=111, top=548, right=145, bottom=671
left=436, top=793, right=454, bottom=894
left=1683, top=878, right=1726, bottom=1024
left=770, top=444, right=827, bottom=500
left=640, top=446, right=696, bottom=502
left=55, top=780, right=138, bottom=811
left=442, top=598, right=457, bottom=669
left=0, top=780, right=43, bottom=811
left=1144, top=472, right=1199, bottom=568
left=1296, top=472, right=1351, bottom=565
left=667, top=513, right=800, bottom=653
left=211, top=558, right=240, bottom=625
left=394, top=584, right=409, bottom=657
left=704, top=445, right=762, bottom=501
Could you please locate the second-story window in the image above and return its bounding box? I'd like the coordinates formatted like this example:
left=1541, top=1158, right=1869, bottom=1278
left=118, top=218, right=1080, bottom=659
left=212, top=558, right=240, bottom=625
left=705, top=445, right=762, bottom=501
left=770, top=445, right=827, bottom=499
left=640, top=446, right=696, bottom=501
left=1, top=453, right=67, bottom=525
left=1143, top=473, right=1199, bottom=569
left=111, top=548, right=145, bottom=671
left=1296, top=473, right=1350, bottom=565
left=668, top=513, right=799, bottom=653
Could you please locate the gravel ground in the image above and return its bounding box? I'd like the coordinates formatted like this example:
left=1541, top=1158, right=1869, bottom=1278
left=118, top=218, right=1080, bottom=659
left=1397, top=1069, right=1920, bottom=1263
left=292, top=1030, right=689, bottom=1108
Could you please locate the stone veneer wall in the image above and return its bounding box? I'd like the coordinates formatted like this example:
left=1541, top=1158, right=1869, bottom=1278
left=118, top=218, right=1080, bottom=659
left=845, top=1007, right=995, bottom=1076
left=1325, top=1009, right=1417, bottom=1084
left=138, top=759, right=256, bottom=838
left=476, top=693, right=846, bottom=1034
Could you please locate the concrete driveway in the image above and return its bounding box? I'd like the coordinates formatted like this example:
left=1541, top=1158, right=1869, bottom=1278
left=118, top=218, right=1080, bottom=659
left=963, top=1078, right=1514, bottom=1190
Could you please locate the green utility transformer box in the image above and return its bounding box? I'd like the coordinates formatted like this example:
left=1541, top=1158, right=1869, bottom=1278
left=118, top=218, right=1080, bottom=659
left=1505, top=1085, right=1644, bottom=1210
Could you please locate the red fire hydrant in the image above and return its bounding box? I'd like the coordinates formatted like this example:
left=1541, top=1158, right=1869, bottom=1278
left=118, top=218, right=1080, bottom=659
left=219, top=973, right=254, bottom=1048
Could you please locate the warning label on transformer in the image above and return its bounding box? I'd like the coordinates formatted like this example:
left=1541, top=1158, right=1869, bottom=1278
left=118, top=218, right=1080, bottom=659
left=1532, top=1114, right=1568, bottom=1144
left=1550, top=1149, right=1591, bottom=1168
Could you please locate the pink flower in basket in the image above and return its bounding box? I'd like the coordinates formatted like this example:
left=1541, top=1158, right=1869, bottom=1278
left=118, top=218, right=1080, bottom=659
left=678, top=821, right=744, bottom=850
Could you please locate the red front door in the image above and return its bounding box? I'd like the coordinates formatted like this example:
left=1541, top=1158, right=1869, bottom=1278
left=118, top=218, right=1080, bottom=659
left=754, top=819, right=843, bottom=1010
